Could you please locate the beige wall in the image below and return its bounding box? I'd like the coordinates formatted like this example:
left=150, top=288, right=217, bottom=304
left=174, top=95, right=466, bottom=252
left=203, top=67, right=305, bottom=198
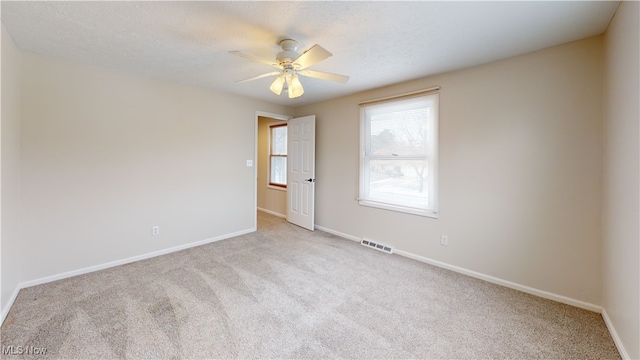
left=295, top=36, right=604, bottom=306
left=603, top=1, right=640, bottom=359
left=1, top=24, right=23, bottom=319
left=257, top=116, right=287, bottom=217
left=19, top=51, right=292, bottom=282
left=3, top=10, right=638, bottom=354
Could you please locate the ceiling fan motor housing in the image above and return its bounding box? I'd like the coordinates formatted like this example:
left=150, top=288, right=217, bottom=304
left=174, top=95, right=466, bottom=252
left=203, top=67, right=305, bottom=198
left=276, top=39, right=301, bottom=66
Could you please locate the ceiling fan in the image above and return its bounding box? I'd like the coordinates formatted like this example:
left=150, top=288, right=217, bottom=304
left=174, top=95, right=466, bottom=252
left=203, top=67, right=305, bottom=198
left=230, top=39, right=349, bottom=99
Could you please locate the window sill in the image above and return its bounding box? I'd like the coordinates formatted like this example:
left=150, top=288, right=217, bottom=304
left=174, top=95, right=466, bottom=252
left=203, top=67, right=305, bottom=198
left=358, top=199, right=438, bottom=218
left=267, top=185, right=287, bottom=192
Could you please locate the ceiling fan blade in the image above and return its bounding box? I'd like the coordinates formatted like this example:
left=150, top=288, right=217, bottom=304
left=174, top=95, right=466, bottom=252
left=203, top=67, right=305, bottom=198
left=229, top=51, right=280, bottom=68
left=236, top=71, right=281, bottom=83
left=298, top=69, right=350, bottom=83
left=293, top=45, right=332, bottom=70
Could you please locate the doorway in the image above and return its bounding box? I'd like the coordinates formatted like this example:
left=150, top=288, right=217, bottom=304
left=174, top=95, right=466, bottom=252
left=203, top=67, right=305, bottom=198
left=254, top=111, right=316, bottom=231
left=257, top=115, right=288, bottom=219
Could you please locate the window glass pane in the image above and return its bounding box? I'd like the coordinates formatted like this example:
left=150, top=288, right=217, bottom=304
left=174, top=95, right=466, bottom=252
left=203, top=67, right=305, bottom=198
left=359, top=93, right=438, bottom=216
left=272, top=126, right=287, bottom=155
left=366, top=159, right=429, bottom=208
left=270, top=156, right=287, bottom=185
left=366, top=98, right=432, bottom=157
left=368, top=109, right=429, bottom=156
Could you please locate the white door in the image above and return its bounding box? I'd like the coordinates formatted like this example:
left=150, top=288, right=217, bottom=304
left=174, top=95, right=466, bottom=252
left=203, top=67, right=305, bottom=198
left=286, top=115, right=316, bottom=230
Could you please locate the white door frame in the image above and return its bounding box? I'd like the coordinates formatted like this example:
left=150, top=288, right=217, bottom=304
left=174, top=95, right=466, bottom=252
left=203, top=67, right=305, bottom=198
left=254, top=111, right=291, bottom=230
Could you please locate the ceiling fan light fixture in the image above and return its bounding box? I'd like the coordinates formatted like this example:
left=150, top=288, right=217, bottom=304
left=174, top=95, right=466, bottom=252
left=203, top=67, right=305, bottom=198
left=287, top=74, right=304, bottom=99
left=269, top=75, right=285, bottom=95
left=231, top=38, right=347, bottom=99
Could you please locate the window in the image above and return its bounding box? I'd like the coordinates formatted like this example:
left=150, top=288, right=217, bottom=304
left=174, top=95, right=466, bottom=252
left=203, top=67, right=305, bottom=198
left=269, top=124, right=287, bottom=188
left=359, top=92, right=439, bottom=217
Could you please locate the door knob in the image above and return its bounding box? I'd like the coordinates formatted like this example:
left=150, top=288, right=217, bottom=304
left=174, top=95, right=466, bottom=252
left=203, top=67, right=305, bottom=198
left=305, top=178, right=316, bottom=183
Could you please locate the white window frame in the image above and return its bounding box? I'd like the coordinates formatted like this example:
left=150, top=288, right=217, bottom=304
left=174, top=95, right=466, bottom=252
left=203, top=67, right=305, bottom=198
left=268, top=123, right=288, bottom=190
left=358, top=92, right=439, bottom=218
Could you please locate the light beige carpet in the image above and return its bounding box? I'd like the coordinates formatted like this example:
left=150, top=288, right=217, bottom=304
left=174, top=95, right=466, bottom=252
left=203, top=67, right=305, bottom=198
left=1, top=212, right=620, bottom=359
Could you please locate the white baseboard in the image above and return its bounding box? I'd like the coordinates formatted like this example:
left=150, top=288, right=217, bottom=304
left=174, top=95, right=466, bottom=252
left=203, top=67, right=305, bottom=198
left=394, top=249, right=601, bottom=312
left=316, top=224, right=602, bottom=313
left=14, top=227, right=255, bottom=296
left=602, top=308, right=631, bottom=360
left=315, top=225, right=361, bottom=242
left=1, top=286, right=21, bottom=326
left=2, top=227, right=255, bottom=326
left=3, top=222, right=609, bottom=337
left=257, top=207, right=286, bottom=219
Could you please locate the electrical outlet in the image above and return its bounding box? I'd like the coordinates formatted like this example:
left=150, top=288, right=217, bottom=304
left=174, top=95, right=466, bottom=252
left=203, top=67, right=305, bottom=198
left=440, top=235, right=448, bottom=246
left=152, top=226, right=160, bottom=236
left=246, top=160, right=253, bottom=167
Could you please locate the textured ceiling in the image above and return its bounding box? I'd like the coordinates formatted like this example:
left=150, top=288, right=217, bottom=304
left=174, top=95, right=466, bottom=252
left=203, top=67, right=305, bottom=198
left=1, top=1, right=619, bottom=106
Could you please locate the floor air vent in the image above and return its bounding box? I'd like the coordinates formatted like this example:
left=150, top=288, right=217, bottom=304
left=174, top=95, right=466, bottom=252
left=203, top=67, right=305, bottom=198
left=361, top=239, right=393, bottom=254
